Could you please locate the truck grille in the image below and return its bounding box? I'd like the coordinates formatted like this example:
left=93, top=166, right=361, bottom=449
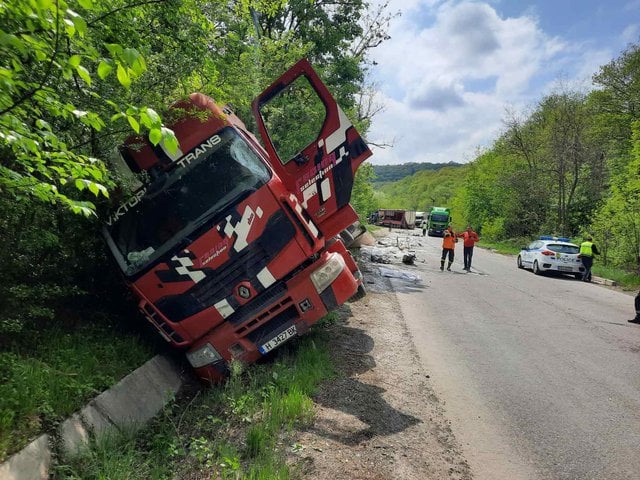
left=155, top=210, right=296, bottom=322
left=228, top=282, right=288, bottom=326
left=141, top=303, right=185, bottom=344
left=192, top=243, right=272, bottom=305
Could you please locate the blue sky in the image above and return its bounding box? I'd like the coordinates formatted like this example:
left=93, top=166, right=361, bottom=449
left=366, top=0, right=640, bottom=165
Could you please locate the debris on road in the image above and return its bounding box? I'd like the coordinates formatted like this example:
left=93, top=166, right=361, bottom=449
left=402, top=254, right=417, bottom=265
left=378, top=267, right=421, bottom=282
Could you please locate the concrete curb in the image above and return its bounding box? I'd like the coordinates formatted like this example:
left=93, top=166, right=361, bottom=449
left=0, top=354, right=187, bottom=480
left=592, top=276, right=617, bottom=286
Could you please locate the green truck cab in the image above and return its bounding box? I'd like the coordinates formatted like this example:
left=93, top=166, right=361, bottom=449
left=427, top=207, right=451, bottom=237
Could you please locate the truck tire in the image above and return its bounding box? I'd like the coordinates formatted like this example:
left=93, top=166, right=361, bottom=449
left=339, top=228, right=355, bottom=247
left=349, top=283, right=367, bottom=301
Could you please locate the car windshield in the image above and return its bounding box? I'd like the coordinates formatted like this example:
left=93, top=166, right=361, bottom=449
left=431, top=214, right=449, bottom=222
left=547, top=243, right=579, bottom=254
left=104, top=127, right=271, bottom=276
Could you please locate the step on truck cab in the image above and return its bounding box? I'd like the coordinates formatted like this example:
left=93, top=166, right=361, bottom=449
left=103, top=59, right=371, bottom=382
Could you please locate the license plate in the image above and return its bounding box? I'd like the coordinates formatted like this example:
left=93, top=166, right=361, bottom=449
left=558, top=266, right=573, bottom=272
left=259, top=325, right=297, bottom=354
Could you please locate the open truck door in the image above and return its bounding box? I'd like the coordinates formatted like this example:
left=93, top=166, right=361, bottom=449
left=252, top=59, right=372, bottom=239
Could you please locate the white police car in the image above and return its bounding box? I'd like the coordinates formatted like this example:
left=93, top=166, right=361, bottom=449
left=517, top=236, right=585, bottom=279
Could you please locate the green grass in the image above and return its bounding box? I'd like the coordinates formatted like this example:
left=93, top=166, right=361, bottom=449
left=477, top=238, right=524, bottom=255
left=0, top=324, right=152, bottom=462
left=365, top=223, right=383, bottom=232
left=592, top=265, right=640, bottom=289
left=56, top=325, right=336, bottom=480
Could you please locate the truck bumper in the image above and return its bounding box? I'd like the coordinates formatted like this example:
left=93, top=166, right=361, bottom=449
left=190, top=242, right=359, bottom=383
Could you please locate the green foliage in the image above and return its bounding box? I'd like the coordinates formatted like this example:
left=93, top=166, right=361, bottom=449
left=351, top=162, right=379, bottom=220
left=56, top=324, right=336, bottom=479
left=590, top=120, right=640, bottom=270
left=259, top=74, right=326, bottom=162
left=0, top=324, right=151, bottom=462
left=589, top=43, right=640, bottom=163
left=592, top=264, right=640, bottom=289
left=372, top=161, right=464, bottom=184
left=0, top=192, right=155, bottom=462
left=0, top=0, right=192, bottom=213
left=54, top=428, right=163, bottom=480
left=377, top=165, right=469, bottom=224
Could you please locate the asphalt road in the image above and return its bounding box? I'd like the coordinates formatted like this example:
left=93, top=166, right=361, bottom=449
left=383, top=231, right=640, bottom=480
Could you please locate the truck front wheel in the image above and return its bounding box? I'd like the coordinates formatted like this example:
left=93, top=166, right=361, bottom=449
left=349, top=283, right=367, bottom=301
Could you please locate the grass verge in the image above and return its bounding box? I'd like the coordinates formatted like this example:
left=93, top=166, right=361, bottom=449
left=0, top=324, right=152, bottom=463
left=55, top=314, right=339, bottom=480
left=592, top=265, right=640, bottom=290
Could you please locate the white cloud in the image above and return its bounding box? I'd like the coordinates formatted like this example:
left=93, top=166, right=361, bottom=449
left=622, top=23, right=639, bottom=43
left=365, top=0, right=590, bottom=165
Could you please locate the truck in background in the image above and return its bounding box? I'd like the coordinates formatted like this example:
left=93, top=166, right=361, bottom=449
left=374, top=209, right=416, bottom=229
left=103, top=59, right=371, bottom=383
left=427, top=207, right=451, bottom=236
left=415, top=211, right=425, bottom=228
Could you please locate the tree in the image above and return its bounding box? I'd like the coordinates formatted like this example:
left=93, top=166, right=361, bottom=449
left=590, top=121, right=640, bottom=270
left=500, top=90, right=604, bottom=236
left=350, top=162, right=379, bottom=220
left=0, top=0, right=213, bottom=214
left=589, top=43, right=640, bottom=163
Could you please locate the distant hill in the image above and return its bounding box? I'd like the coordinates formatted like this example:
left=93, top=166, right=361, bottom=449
left=375, top=164, right=469, bottom=212
left=372, top=162, right=463, bottom=184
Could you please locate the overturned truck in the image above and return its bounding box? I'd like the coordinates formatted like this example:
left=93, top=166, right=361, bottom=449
left=103, top=60, right=371, bottom=382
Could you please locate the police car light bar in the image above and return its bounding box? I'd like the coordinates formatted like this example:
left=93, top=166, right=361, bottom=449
left=539, top=235, right=571, bottom=242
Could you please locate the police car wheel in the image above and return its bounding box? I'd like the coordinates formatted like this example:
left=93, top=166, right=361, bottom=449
left=517, top=255, right=524, bottom=269
left=533, top=260, right=541, bottom=275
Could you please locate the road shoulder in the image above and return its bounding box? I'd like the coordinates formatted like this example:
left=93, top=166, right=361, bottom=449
left=290, top=286, right=471, bottom=479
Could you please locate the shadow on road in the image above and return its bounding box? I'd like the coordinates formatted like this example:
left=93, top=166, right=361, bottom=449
left=310, top=306, right=422, bottom=445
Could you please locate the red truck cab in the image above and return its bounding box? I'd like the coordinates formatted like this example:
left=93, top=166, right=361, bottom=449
left=103, top=59, right=371, bottom=382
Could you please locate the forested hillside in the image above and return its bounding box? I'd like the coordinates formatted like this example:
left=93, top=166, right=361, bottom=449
left=375, top=44, right=640, bottom=272
left=376, top=165, right=469, bottom=211
left=372, top=161, right=463, bottom=184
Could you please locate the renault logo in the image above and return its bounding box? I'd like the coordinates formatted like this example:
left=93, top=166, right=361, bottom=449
left=238, top=285, right=251, bottom=299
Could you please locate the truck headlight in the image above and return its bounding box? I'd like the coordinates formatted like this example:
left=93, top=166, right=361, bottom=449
left=186, top=343, right=223, bottom=368
left=310, top=253, right=346, bottom=293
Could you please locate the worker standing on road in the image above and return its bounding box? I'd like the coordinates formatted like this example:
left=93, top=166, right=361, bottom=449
left=579, top=236, right=600, bottom=282
left=629, top=291, right=640, bottom=324
left=457, top=225, right=480, bottom=272
left=440, top=225, right=457, bottom=271
left=421, top=219, right=427, bottom=236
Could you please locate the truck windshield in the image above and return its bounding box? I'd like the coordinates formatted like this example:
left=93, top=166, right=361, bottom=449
left=431, top=214, right=449, bottom=222
left=105, top=127, right=271, bottom=276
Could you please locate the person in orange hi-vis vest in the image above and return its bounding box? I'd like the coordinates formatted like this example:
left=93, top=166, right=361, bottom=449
left=457, top=225, right=480, bottom=272
left=440, top=225, right=457, bottom=271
